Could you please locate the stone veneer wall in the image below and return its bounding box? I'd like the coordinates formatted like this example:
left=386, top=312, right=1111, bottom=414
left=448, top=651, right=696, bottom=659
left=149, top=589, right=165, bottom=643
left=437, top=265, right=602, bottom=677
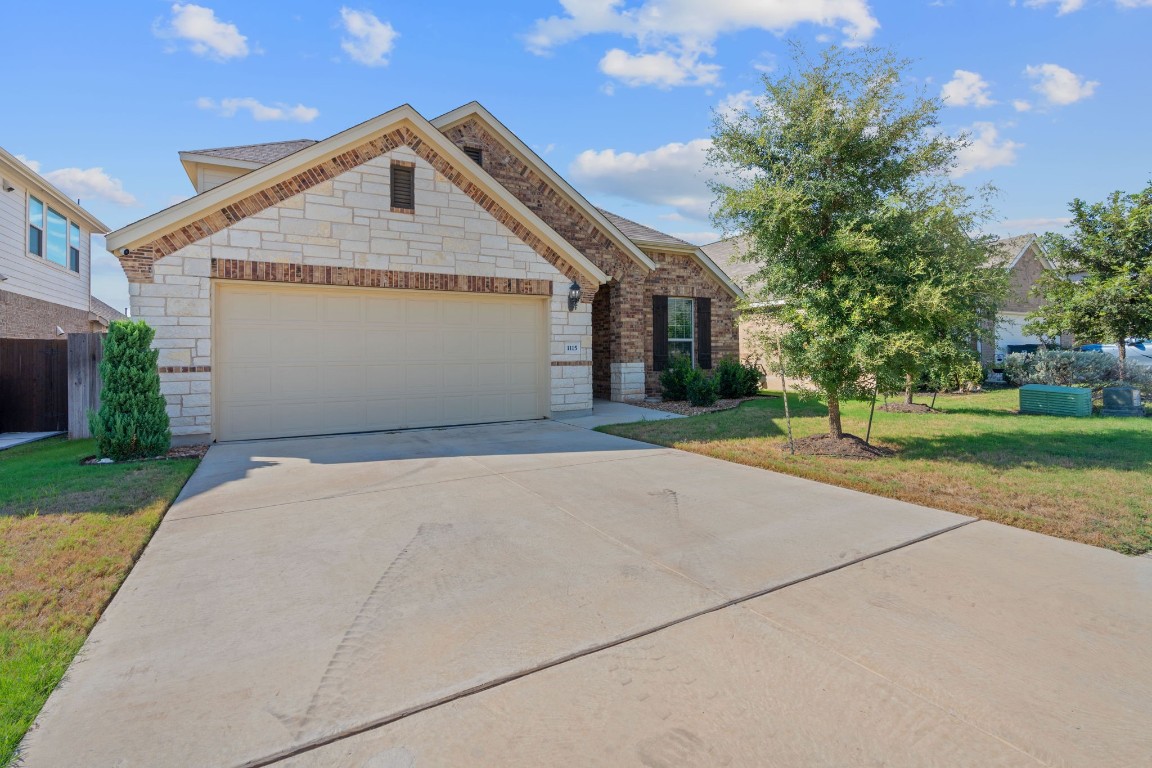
left=129, top=145, right=592, bottom=440
left=0, top=290, right=101, bottom=339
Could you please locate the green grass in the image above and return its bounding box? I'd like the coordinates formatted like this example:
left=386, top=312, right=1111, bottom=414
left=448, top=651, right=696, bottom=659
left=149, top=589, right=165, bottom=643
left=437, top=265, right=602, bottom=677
left=0, top=438, right=199, bottom=766
left=602, top=388, right=1152, bottom=556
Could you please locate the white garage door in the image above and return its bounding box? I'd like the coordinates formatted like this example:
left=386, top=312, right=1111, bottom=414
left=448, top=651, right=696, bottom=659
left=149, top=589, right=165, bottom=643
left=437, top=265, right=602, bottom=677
left=214, top=282, right=548, bottom=441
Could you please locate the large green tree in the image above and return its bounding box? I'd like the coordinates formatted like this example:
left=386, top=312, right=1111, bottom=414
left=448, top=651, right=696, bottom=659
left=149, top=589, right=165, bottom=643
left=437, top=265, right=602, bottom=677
left=710, top=46, right=999, bottom=438
left=1024, top=183, right=1152, bottom=376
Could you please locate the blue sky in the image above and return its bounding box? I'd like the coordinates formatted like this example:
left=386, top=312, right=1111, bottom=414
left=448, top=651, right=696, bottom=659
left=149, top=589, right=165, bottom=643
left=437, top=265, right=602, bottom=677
left=4, top=0, right=1149, bottom=311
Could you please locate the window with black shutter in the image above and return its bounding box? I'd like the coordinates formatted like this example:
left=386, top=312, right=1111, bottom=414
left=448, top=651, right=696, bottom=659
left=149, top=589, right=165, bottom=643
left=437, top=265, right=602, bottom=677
left=462, top=146, right=483, bottom=166
left=390, top=164, right=415, bottom=211
left=652, top=295, right=669, bottom=370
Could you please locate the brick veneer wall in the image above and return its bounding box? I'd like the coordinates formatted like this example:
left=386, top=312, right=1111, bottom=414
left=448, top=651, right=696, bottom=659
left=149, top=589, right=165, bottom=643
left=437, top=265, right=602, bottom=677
left=640, top=250, right=740, bottom=395
left=128, top=146, right=592, bottom=439
left=1003, top=245, right=1047, bottom=313
left=0, top=290, right=99, bottom=339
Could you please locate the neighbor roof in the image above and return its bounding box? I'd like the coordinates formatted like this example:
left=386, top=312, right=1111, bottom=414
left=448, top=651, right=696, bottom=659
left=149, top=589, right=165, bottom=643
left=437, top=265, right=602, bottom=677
left=701, top=235, right=759, bottom=286
left=988, top=233, right=1051, bottom=270
left=596, top=209, right=694, bottom=249
left=90, top=296, right=127, bottom=325
left=181, top=139, right=318, bottom=166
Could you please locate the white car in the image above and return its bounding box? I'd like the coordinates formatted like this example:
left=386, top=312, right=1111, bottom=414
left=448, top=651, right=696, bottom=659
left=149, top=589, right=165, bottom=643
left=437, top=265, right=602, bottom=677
left=1078, top=340, right=1152, bottom=367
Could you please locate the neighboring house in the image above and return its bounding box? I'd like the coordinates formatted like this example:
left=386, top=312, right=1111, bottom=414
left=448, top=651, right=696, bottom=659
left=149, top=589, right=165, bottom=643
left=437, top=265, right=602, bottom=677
left=705, top=232, right=1064, bottom=371
left=0, top=146, right=112, bottom=339
left=105, top=103, right=741, bottom=442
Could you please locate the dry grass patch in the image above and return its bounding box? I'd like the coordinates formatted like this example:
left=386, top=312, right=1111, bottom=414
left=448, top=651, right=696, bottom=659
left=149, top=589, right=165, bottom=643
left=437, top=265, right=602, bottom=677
left=602, top=389, right=1151, bottom=555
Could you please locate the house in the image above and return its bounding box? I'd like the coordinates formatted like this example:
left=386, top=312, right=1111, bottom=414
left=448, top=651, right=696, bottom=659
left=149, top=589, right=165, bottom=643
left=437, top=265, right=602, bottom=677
left=0, top=146, right=113, bottom=339
left=704, top=232, right=1063, bottom=372
left=104, top=103, right=741, bottom=443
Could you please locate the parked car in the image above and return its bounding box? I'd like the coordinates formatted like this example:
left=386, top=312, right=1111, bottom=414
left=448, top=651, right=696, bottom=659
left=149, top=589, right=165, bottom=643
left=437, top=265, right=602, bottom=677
left=1077, top=340, right=1152, bottom=367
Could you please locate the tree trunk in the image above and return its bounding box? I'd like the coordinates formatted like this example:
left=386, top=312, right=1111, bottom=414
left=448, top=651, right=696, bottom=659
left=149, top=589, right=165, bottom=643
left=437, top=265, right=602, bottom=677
left=827, top=392, right=844, bottom=439
left=904, top=373, right=914, bottom=405
left=1118, top=337, right=1127, bottom=381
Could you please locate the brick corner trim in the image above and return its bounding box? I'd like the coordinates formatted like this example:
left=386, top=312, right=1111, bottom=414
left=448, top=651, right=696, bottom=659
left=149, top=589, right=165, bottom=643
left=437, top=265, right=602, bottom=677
left=212, top=259, right=554, bottom=297
left=158, top=365, right=212, bottom=374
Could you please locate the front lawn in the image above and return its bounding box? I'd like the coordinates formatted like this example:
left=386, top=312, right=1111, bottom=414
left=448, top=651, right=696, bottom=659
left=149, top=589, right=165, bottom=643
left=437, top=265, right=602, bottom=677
left=0, top=438, right=199, bottom=767
left=602, top=389, right=1151, bottom=555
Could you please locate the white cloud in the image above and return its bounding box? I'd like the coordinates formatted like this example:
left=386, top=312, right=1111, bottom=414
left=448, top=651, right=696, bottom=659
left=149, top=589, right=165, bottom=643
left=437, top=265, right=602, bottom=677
left=599, top=47, right=720, bottom=87
left=525, top=0, right=878, bottom=87
left=339, top=8, right=398, bottom=67
left=196, top=97, right=319, bottom=123
left=940, top=70, right=996, bottom=107
left=952, top=123, right=1022, bottom=177
left=17, top=155, right=137, bottom=206
left=716, top=90, right=757, bottom=119
left=1025, top=63, right=1099, bottom=106
left=1023, top=0, right=1085, bottom=13
left=570, top=138, right=716, bottom=219
left=155, top=3, right=249, bottom=60
left=1013, top=99, right=1033, bottom=112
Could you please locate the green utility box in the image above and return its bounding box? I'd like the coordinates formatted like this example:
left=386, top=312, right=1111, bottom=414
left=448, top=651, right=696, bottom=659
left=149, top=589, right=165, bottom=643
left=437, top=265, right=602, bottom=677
left=1019, top=384, right=1092, bottom=417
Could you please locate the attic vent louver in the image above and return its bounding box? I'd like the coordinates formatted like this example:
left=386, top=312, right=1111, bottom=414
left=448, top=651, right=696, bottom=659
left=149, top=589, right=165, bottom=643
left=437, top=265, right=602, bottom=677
left=390, top=164, right=415, bottom=211
left=463, top=146, right=483, bottom=165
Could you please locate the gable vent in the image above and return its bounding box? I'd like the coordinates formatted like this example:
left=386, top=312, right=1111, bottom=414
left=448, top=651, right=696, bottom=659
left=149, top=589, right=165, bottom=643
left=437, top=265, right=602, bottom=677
left=390, top=164, right=415, bottom=211
left=463, top=146, right=483, bottom=166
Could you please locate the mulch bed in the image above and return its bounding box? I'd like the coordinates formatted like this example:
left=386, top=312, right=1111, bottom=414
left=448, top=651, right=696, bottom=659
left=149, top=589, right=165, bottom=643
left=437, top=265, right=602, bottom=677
left=81, top=444, right=209, bottom=465
left=635, top=394, right=772, bottom=417
left=878, top=402, right=940, bottom=414
left=783, top=433, right=896, bottom=459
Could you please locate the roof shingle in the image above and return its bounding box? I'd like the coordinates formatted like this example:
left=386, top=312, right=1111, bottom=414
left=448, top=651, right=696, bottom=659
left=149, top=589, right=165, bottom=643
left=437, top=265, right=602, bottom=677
left=596, top=209, right=693, bottom=248
left=183, top=139, right=318, bottom=165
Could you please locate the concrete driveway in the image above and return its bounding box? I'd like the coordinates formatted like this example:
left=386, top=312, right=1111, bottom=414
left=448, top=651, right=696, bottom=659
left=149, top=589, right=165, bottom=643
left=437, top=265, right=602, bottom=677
left=20, top=420, right=1152, bottom=767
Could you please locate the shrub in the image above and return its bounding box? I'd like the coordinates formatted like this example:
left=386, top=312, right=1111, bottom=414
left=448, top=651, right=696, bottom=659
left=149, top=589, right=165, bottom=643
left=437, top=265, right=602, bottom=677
left=89, top=320, right=171, bottom=461
left=659, top=354, right=694, bottom=401
left=1003, top=349, right=1152, bottom=394
left=686, top=369, right=718, bottom=407
left=713, top=357, right=761, bottom=398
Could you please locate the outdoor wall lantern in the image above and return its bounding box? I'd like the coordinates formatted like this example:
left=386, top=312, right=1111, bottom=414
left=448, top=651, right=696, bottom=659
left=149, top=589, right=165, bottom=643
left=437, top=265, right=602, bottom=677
left=567, top=279, right=582, bottom=311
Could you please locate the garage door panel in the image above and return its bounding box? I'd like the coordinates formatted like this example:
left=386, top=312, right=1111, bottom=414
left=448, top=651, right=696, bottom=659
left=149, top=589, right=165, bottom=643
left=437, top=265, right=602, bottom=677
left=216, top=283, right=547, bottom=441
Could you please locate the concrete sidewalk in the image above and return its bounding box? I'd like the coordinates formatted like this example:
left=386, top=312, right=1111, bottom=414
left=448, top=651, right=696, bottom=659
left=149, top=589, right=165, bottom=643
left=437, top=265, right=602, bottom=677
left=550, top=398, right=683, bottom=429
left=19, top=421, right=1152, bottom=767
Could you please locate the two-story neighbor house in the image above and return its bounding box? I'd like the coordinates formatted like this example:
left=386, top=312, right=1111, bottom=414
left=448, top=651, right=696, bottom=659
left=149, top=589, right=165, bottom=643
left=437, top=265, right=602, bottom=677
left=104, top=103, right=741, bottom=442
left=0, top=146, right=118, bottom=339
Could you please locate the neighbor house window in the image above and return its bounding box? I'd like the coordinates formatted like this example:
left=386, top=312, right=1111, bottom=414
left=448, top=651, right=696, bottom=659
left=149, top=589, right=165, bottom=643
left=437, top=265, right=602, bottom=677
left=46, top=207, right=68, bottom=267
left=28, top=196, right=44, bottom=256
left=667, top=297, right=694, bottom=362
left=390, top=163, right=415, bottom=212
left=69, top=222, right=81, bottom=272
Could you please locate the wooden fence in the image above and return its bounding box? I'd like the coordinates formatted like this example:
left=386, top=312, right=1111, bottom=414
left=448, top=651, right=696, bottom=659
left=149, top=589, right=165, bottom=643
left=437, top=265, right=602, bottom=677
left=67, top=333, right=105, bottom=439
left=0, top=338, right=68, bottom=432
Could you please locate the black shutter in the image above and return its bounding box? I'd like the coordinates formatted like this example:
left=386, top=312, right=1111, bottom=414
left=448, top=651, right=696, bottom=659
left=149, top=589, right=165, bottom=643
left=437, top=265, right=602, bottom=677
left=652, top=295, right=669, bottom=371
left=390, top=164, right=415, bottom=210
left=696, top=297, right=712, bottom=369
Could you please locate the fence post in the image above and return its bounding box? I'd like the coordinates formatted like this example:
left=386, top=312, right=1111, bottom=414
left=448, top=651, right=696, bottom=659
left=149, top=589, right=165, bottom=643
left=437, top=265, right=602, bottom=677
left=68, top=333, right=104, bottom=439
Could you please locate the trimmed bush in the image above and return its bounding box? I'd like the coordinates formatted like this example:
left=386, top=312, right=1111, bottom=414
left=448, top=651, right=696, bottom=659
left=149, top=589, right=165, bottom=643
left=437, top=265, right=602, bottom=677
left=686, top=369, right=719, bottom=407
left=659, top=354, right=694, bottom=401
left=713, top=357, right=761, bottom=399
left=89, top=320, right=171, bottom=461
left=1004, top=349, right=1152, bottom=394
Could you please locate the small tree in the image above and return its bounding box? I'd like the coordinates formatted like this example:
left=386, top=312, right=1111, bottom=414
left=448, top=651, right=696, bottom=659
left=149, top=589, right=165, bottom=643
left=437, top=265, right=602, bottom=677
left=89, top=320, right=171, bottom=460
left=710, top=45, right=988, bottom=439
left=1024, top=183, right=1152, bottom=378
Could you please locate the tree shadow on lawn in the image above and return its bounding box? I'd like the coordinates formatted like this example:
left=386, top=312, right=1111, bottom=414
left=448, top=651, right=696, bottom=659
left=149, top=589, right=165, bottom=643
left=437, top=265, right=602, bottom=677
left=885, top=427, right=1152, bottom=472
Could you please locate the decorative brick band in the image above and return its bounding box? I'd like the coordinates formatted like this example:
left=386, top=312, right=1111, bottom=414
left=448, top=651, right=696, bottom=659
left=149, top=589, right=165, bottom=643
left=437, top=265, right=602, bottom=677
left=158, top=366, right=212, bottom=374
left=120, top=125, right=595, bottom=301
left=550, top=360, right=592, bottom=366
left=212, top=259, right=554, bottom=297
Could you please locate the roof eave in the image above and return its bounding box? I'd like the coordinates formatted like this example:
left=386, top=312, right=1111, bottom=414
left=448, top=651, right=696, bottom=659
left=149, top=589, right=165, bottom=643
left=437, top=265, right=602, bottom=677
left=106, top=105, right=609, bottom=287
left=0, top=146, right=110, bottom=233
left=430, top=102, right=658, bottom=274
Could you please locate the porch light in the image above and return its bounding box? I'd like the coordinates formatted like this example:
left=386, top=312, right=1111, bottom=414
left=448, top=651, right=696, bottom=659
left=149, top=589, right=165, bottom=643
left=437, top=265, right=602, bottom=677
left=567, top=279, right=582, bottom=311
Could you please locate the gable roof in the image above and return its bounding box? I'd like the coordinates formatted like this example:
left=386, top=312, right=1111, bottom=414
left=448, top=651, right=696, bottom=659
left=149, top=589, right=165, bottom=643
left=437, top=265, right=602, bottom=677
left=596, top=209, right=693, bottom=249
left=105, top=104, right=609, bottom=286
left=989, top=233, right=1052, bottom=270
left=701, top=235, right=760, bottom=286
left=0, top=146, right=109, bottom=233
left=182, top=139, right=318, bottom=166
left=90, top=296, right=127, bottom=324
left=430, top=102, right=658, bottom=274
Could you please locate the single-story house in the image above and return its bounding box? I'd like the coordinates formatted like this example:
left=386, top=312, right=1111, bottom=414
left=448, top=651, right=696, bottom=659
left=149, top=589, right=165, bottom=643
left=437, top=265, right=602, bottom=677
left=704, top=231, right=1064, bottom=372
left=0, top=146, right=114, bottom=339
left=105, top=103, right=741, bottom=442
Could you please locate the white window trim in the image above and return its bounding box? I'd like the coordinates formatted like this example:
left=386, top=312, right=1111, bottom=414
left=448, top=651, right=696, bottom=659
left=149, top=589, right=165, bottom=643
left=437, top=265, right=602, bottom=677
left=667, top=296, right=695, bottom=366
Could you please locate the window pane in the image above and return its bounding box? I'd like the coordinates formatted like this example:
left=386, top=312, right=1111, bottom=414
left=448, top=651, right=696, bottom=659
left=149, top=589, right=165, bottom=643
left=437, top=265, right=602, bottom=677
left=70, top=222, right=80, bottom=248
left=69, top=247, right=80, bottom=272
left=667, top=297, right=694, bottom=340
left=668, top=340, right=693, bottom=360
left=29, top=196, right=43, bottom=227
left=46, top=208, right=67, bottom=266
left=29, top=226, right=43, bottom=256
